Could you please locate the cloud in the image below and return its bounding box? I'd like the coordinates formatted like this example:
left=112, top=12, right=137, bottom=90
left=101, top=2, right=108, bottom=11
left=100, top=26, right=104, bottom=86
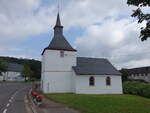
left=0, top=0, right=136, bottom=42
left=0, top=0, right=149, bottom=69
left=75, top=18, right=150, bottom=69
left=61, top=0, right=132, bottom=28
left=0, top=46, right=40, bottom=60
left=0, top=0, right=56, bottom=43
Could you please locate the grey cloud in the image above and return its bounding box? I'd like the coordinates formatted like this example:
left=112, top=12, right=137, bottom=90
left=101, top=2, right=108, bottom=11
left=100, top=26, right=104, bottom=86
left=75, top=19, right=150, bottom=69
left=0, top=0, right=149, bottom=68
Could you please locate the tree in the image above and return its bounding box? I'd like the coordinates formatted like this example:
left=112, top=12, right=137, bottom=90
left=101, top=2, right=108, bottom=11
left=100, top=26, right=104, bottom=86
left=127, top=0, right=150, bottom=41
left=0, top=56, right=41, bottom=79
left=120, top=69, right=129, bottom=82
left=27, top=59, right=41, bottom=79
left=0, top=62, right=7, bottom=75
left=21, top=64, right=34, bottom=81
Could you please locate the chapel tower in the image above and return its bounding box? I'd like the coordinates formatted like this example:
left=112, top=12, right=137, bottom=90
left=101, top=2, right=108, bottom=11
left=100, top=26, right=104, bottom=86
left=41, top=13, right=77, bottom=93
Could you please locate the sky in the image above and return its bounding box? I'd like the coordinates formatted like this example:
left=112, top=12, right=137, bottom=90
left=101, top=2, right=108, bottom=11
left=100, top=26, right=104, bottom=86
left=0, top=0, right=150, bottom=69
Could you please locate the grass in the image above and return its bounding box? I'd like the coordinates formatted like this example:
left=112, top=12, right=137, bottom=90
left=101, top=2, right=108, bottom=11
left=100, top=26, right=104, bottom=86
left=47, top=94, right=150, bottom=113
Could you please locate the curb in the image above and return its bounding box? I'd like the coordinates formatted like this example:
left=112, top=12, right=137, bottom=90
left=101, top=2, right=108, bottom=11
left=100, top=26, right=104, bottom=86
left=26, top=89, right=38, bottom=113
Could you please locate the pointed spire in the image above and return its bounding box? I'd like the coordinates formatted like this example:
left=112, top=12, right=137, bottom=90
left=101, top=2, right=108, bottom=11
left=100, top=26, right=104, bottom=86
left=54, top=13, right=63, bottom=35
left=55, top=13, right=62, bottom=27
left=41, top=13, right=77, bottom=55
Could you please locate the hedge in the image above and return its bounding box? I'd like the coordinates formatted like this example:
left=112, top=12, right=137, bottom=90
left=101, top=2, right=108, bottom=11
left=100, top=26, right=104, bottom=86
left=123, top=81, right=150, bottom=98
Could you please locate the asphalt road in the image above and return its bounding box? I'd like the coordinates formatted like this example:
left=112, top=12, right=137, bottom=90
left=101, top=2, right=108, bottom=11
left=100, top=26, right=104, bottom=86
left=0, top=83, right=31, bottom=113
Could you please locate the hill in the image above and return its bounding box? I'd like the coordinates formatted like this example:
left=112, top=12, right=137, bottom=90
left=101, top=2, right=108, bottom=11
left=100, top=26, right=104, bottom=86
left=0, top=56, right=41, bottom=79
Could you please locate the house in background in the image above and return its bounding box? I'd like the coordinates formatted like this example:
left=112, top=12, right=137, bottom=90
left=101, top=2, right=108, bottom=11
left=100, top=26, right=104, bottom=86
left=0, top=63, right=25, bottom=81
left=127, top=66, right=150, bottom=82
left=41, top=13, right=123, bottom=94
left=0, top=74, right=3, bottom=81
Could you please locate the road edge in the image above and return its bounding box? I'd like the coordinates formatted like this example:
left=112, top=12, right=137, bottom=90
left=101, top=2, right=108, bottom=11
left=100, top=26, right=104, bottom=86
left=25, top=89, right=38, bottom=113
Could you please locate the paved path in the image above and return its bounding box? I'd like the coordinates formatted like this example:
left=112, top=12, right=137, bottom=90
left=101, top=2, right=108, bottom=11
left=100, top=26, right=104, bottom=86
left=34, top=97, right=80, bottom=113
left=0, top=83, right=31, bottom=113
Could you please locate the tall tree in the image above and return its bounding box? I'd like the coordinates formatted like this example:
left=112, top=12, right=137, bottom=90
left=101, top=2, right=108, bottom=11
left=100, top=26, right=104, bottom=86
left=120, top=69, right=129, bottom=82
left=21, top=64, right=34, bottom=81
left=127, top=0, right=150, bottom=41
left=27, top=59, right=41, bottom=79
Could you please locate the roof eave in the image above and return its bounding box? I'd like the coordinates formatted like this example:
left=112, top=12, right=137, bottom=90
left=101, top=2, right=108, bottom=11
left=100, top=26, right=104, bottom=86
left=76, top=73, right=122, bottom=76
left=54, top=25, right=63, bottom=29
left=41, top=47, right=77, bottom=55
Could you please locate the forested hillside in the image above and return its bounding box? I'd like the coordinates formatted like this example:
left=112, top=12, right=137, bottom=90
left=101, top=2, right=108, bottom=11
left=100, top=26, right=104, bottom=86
left=0, top=56, right=41, bottom=79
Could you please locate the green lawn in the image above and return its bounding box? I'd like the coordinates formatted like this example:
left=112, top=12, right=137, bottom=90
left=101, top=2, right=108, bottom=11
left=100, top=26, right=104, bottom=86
left=47, top=94, right=150, bottom=113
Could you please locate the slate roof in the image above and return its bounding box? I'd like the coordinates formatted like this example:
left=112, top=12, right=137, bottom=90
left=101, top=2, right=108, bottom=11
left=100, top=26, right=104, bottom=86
left=126, top=66, right=150, bottom=75
left=73, top=57, right=121, bottom=75
left=42, top=13, right=76, bottom=55
left=4, top=62, right=24, bottom=72
left=47, top=35, right=76, bottom=51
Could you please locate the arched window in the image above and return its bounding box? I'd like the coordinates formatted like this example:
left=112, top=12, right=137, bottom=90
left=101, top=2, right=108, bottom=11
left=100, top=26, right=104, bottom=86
left=89, top=76, right=95, bottom=86
left=106, top=77, right=111, bottom=86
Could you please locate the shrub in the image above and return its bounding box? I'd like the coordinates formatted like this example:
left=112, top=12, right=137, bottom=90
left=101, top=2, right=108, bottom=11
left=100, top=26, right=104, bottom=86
left=141, top=84, right=150, bottom=98
left=123, top=81, right=150, bottom=98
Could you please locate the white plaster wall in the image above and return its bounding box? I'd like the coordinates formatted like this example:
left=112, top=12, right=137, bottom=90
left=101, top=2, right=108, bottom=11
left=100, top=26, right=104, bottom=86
left=41, top=49, right=123, bottom=94
left=75, top=74, right=123, bottom=94
left=42, top=71, right=75, bottom=93
left=41, top=50, right=77, bottom=93
left=44, top=50, right=77, bottom=71
left=41, top=54, right=45, bottom=89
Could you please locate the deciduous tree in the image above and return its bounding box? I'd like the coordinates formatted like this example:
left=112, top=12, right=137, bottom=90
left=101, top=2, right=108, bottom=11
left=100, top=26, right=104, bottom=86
left=127, top=0, right=150, bottom=41
left=22, top=64, right=34, bottom=81
left=120, top=69, right=129, bottom=82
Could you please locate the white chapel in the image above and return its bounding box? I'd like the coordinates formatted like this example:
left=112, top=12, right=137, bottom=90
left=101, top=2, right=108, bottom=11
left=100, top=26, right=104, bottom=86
left=41, top=14, right=123, bottom=94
